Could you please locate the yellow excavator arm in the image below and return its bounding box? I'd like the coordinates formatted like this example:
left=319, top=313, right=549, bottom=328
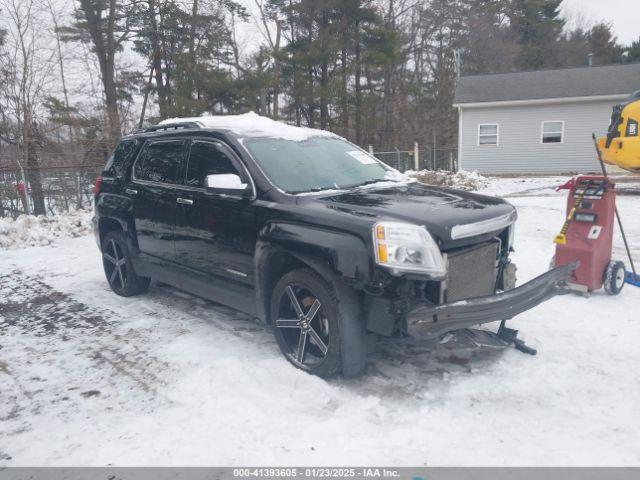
left=597, top=90, right=640, bottom=173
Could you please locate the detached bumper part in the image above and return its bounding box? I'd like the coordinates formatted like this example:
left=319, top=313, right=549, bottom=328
left=408, top=263, right=577, bottom=339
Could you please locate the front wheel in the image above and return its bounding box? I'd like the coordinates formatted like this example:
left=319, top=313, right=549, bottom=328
left=270, top=268, right=366, bottom=378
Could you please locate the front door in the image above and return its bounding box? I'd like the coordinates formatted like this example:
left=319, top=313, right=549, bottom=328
left=174, top=139, right=256, bottom=285
left=129, top=139, right=187, bottom=261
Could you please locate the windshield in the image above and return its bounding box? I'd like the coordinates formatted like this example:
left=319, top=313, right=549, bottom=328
left=243, top=136, right=408, bottom=194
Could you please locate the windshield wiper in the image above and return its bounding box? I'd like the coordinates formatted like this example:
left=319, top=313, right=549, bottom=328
left=345, top=179, right=391, bottom=189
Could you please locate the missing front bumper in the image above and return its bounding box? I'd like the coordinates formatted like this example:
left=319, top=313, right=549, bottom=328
left=408, top=263, right=577, bottom=339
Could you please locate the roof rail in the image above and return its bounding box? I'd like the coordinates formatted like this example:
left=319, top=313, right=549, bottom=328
left=136, top=121, right=202, bottom=133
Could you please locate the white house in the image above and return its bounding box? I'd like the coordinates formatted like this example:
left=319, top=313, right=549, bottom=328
left=453, top=63, right=640, bottom=174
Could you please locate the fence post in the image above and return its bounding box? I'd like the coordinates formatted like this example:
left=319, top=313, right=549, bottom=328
left=18, top=164, right=30, bottom=215
left=432, top=130, right=437, bottom=170
left=449, top=151, right=454, bottom=172
left=368, top=145, right=374, bottom=155
left=413, top=141, right=419, bottom=171
left=76, top=172, right=83, bottom=209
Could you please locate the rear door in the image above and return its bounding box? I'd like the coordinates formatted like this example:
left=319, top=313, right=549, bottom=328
left=174, top=139, right=256, bottom=285
left=128, top=139, right=187, bottom=261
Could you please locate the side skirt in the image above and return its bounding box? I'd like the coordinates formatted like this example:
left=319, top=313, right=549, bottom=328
left=133, top=253, right=257, bottom=317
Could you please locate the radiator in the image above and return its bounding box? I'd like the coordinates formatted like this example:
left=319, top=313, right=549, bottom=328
left=445, top=241, right=499, bottom=302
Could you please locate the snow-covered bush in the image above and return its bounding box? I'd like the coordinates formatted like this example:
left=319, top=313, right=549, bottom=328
left=407, top=169, right=489, bottom=191
left=0, top=209, right=93, bottom=250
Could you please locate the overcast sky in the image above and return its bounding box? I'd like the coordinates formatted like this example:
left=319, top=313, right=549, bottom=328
left=561, top=0, right=640, bottom=44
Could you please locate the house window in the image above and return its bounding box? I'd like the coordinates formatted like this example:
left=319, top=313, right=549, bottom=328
left=478, top=124, right=498, bottom=145
left=542, top=121, right=564, bottom=144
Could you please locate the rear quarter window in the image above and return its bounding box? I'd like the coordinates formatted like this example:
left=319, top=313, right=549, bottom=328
left=103, top=138, right=141, bottom=178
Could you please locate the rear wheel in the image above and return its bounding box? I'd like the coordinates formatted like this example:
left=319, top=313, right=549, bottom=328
left=604, top=260, right=625, bottom=295
left=270, top=268, right=366, bottom=378
left=102, top=231, right=150, bottom=297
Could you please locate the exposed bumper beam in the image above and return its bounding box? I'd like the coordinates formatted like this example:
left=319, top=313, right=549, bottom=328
left=408, top=263, right=577, bottom=338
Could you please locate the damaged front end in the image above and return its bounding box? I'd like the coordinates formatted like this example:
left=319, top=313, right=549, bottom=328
left=363, top=231, right=576, bottom=353
left=407, top=262, right=575, bottom=339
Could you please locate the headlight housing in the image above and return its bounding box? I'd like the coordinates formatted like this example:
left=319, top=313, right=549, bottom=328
left=372, top=222, right=446, bottom=277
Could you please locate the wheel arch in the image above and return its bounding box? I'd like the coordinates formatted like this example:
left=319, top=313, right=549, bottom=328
left=254, top=237, right=367, bottom=324
left=97, top=212, right=138, bottom=250
left=98, top=216, right=125, bottom=243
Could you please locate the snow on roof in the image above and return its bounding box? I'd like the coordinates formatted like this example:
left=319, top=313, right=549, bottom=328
left=158, top=112, right=337, bottom=141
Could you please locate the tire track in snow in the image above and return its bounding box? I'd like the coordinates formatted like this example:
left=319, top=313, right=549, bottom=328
left=0, top=270, right=174, bottom=446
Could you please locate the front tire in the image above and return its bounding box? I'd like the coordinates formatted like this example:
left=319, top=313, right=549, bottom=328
left=604, top=260, right=625, bottom=295
left=102, top=231, right=150, bottom=297
left=270, top=268, right=366, bottom=378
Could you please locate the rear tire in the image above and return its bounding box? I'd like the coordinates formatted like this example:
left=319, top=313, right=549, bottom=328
left=603, top=260, right=625, bottom=295
left=102, top=231, right=150, bottom=297
left=270, top=268, right=366, bottom=378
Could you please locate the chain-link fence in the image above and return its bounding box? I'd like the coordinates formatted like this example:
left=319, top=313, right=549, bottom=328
left=0, top=165, right=102, bottom=219
left=372, top=147, right=458, bottom=173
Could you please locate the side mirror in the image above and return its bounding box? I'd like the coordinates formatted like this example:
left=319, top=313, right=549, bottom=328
left=205, top=174, right=249, bottom=193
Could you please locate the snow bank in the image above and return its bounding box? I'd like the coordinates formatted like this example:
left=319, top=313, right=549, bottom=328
left=0, top=209, right=93, bottom=250
left=407, top=169, right=490, bottom=191
left=160, top=112, right=336, bottom=142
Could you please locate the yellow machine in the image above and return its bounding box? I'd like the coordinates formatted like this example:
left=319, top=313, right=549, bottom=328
left=597, top=90, right=640, bottom=173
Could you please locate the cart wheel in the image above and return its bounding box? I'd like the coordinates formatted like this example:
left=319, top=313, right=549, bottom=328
left=604, top=260, right=626, bottom=295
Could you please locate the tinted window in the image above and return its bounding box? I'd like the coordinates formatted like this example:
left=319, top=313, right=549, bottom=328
left=134, top=141, right=185, bottom=184
left=186, top=142, right=239, bottom=188
left=104, top=138, right=140, bottom=178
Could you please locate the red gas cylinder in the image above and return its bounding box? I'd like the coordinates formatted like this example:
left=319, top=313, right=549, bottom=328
left=554, top=175, right=617, bottom=293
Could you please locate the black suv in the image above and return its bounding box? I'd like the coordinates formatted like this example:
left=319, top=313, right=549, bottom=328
left=93, top=113, right=572, bottom=377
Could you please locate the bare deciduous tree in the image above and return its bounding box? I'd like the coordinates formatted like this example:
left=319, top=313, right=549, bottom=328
left=0, top=0, right=56, bottom=216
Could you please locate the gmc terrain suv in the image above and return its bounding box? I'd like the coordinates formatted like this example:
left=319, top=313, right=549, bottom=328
left=93, top=113, right=572, bottom=377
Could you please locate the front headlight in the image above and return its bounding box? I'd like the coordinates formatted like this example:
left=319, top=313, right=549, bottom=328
left=372, top=222, right=447, bottom=277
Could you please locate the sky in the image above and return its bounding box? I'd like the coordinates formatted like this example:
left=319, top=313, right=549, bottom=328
left=561, top=0, right=640, bottom=44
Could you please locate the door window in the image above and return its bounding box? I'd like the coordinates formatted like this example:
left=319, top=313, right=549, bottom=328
left=186, top=141, right=241, bottom=188
left=134, top=140, right=185, bottom=184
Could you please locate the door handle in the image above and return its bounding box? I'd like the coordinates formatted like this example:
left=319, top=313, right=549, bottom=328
left=125, top=188, right=138, bottom=195
left=176, top=197, right=194, bottom=205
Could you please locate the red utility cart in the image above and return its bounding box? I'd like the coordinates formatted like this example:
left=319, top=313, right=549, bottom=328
left=554, top=175, right=626, bottom=295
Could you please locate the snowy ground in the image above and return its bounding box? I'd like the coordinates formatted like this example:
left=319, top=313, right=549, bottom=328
left=1, top=176, right=640, bottom=466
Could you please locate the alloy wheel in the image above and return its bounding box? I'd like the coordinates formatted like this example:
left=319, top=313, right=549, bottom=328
left=103, top=239, right=128, bottom=289
left=275, top=284, right=330, bottom=368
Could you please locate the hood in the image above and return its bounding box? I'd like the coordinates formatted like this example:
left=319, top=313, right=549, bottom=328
left=311, top=182, right=516, bottom=245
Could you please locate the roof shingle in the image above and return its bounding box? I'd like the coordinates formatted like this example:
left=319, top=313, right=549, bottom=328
left=454, top=63, right=640, bottom=105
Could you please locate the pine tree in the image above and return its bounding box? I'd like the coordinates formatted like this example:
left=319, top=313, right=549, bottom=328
left=625, top=38, right=640, bottom=63
left=507, top=0, right=565, bottom=70
left=588, top=23, right=623, bottom=65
